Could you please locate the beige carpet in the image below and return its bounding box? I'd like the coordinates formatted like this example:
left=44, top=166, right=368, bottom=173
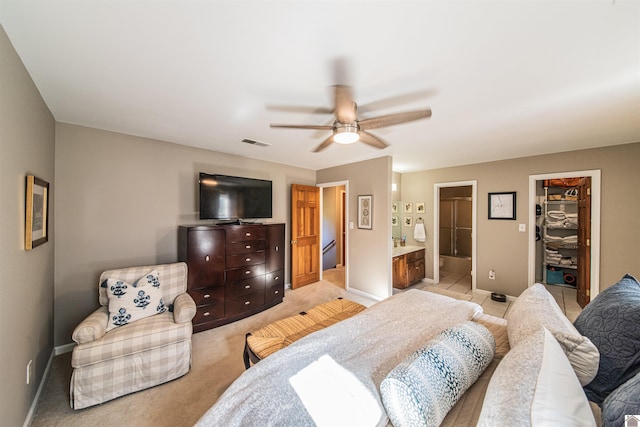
left=30, top=280, right=364, bottom=427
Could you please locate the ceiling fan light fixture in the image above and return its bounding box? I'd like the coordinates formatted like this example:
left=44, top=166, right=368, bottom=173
left=333, top=123, right=360, bottom=144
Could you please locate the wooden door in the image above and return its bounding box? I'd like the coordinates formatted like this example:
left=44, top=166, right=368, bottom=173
left=577, top=177, right=591, bottom=308
left=291, top=184, right=320, bottom=289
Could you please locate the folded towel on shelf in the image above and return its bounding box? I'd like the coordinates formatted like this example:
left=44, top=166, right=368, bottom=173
left=414, top=222, right=426, bottom=242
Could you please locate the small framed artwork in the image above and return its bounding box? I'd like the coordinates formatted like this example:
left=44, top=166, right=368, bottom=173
left=358, top=195, right=373, bottom=229
left=391, top=216, right=398, bottom=226
left=25, top=175, right=50, bottom=250
left=416, top=202, right=425, bottom=214
left=404, top=216, right=413, bottom=227
left=391, top=202, right=399, bottom=214
left=488, top=191, right=516, bottom=220
left=404, top=202, right=413, bottom=214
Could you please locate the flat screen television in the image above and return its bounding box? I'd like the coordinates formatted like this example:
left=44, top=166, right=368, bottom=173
left=199, top=173, right=272, bottom=221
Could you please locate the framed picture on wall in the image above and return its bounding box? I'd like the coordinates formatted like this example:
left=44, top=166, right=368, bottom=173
left=488, top=191, right=516, bottom=220
left=25, top=175, right=49, bottom=250
left=392, top=216, right=398, bottom=226
left=392, top=202, right=399, bottom=214
left=404, top=216, right=413, bottom=227
left=358, top=195, right=373, bottom=229
left=404, top=202, right=413, bottom=213
left=416, top=202, right=425, bottom=214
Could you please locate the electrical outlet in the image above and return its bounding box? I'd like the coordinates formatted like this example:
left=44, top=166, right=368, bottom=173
left=27, top=360, right=32, bottom=385
left=489, top=270, right=496, bottom=280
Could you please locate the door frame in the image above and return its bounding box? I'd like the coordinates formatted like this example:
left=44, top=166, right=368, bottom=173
left=527, top=170, right=601, bottom=299
left=318, top=180, right=349, bottom=291
left=433, top=180, right=478, bottom=290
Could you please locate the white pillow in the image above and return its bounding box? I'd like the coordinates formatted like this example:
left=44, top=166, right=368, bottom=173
left=506, top=283, right=599, bottom=386
left=105, top=270, right=167, bottom=331
left=478, top=327, right=596, bottom=427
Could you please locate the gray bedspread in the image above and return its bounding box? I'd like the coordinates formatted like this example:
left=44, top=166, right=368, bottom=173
left=195, top=289, right=483, bottom=427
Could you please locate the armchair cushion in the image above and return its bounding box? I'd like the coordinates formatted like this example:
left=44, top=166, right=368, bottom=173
left=72, top=310, right=192, bottom=368
left=173, top=292, right=197, bottom=323
left=72, top=306, right=108, bottom=344
left=104, top=269, right=167, bottom=331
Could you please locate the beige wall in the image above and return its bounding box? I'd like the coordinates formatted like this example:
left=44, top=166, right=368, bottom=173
left=54, top=123, right=316, bottom=346
left=318, top=156, right=393, bottom=300
left=0, top=25, right=56, bottom=426
left=400, top=142, right=640, bottom=297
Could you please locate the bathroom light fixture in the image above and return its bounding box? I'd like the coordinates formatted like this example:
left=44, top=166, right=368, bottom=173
left=333, top=123, right=360, bottom=144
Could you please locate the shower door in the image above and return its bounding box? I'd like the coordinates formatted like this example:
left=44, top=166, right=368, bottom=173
left=439, top=198, right=472, bottom=258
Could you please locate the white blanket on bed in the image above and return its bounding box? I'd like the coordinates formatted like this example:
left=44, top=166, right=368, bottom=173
left=196, top=289, right=483, bottom=427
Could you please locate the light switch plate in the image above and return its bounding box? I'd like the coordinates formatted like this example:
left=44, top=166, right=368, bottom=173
left=518, top=223, right=526, bottom=232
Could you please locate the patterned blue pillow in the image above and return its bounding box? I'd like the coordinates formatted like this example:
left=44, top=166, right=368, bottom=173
left=380, top=321, right=495, bottom=427
left=602, top=371, right=640, bottom=427
left=574, top=274, right=640, bottom=404
left=103, top=269, right=167, bottom=331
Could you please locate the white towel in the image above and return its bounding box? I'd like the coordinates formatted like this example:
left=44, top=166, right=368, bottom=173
left=414, top=222, right=426, bottom=242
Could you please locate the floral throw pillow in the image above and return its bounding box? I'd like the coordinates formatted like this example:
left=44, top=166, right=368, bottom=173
left=103, top=270, right=167, bottom=331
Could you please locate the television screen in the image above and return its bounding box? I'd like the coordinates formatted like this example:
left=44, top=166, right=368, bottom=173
left=199, top=173, right=272, bottom=220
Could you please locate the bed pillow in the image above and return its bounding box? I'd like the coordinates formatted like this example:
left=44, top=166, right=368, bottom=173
left=574, top=273, right=640, bottom=404
left=601, top=371, right=640, bottom=427
left=104, top=270, right=167, bottom=331
left=478, top=327, right=596, bottom=427
left=380, top=321, right=495, bottom=427
left=506, top=283, right=599, bottom=386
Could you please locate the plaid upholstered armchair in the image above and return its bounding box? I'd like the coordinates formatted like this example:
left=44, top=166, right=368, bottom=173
left=70, top=262, right=196, bottom=409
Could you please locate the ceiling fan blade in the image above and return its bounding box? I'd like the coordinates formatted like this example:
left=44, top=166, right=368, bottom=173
left=313, top=135, right=335, bottom=153
left=266, top=104, right=333, bottom=115
left=358, top=109, right=432, bottom=130
left=358, top=89, right=437, bottom=115
left=359, top=131, right=389, bottom=150
left=334, top=85, right=356, bottom=123
left=270, top=124, right=333, bottom=130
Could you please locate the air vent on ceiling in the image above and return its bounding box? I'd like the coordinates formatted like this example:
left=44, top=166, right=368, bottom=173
left=241, top=138, right=271, bottom=147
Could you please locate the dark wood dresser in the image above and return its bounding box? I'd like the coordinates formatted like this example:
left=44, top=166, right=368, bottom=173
left=178, top=223, right=285, bottom=332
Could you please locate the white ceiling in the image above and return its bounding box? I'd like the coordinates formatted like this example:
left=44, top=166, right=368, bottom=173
left=1, top=1, right=639, bottom=172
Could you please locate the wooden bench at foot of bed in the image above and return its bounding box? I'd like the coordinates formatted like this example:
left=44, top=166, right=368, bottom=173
left=243, top=298, right=366, bottom=369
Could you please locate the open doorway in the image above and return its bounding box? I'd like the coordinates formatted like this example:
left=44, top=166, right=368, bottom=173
left=528, top=170, right=601, bottom=307
left=320, top=183, right=347, bottom=289
left=433, top=180, right=478, bottom=293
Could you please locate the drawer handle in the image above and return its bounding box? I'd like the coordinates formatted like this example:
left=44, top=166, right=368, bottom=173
left=244, top=301, right=250, bottom=305
left=244, top=285, right=251, bottom=289
left=203, top=294, right=211, bottom=299
left=203, top=312, right=210, bottom=317
left=245, top=270, right=251, bottom=275
left=245, top=257, right=251, bottom=262
left=274, top=290, right=279, bottom=294
left=275, top=245, right=279, bottom=252
left=274, top=276, right=279, bottom=280
left=245, top=232, right=251, bottom=236
left=205, top=255, right=210, bottom=262
left=245, top=245, right=251, bottom=249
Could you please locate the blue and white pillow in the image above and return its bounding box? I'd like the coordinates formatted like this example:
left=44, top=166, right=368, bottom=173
left=380, top=321, right=495, bottom=427
left=103, top=269, right=166, bottom=331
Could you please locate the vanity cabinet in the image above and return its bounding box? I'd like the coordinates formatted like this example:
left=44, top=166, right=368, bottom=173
left=178, top=223, right=285, bottom=332
left=392, top=248, right=425, bottom=289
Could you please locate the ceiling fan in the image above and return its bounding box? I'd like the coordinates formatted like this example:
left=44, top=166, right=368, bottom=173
left=270, top=85, right=432, bottom=152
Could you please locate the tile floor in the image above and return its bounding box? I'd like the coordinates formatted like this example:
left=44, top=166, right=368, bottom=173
left=417, top=271, right=583, bottom=321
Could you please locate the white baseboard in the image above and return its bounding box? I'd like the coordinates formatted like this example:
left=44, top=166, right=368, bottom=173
left=55, top=342, right=75, bottom=355
left=345, top=287, right=384, bottom=304
left=23, top=349, right=55, bottom=427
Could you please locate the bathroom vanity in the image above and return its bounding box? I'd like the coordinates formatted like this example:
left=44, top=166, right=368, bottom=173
left=392, top=246, right=425, bottom=289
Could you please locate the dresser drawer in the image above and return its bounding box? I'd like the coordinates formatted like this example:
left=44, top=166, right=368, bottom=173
left=226, top=226, right=266, bottom=243
left=226, top=251, right=265, bottom=268
left=226, top=264, right=265, bottom=282
left=226, top=240, right=266, bottom=254
left=226, top=276, right=265, bottom=299
left=189, top=286, right=224, bottom=306
left=226, top=292, right=265, bottom=316
left=265, top=270, right=284, bottom=303
left=193, top=302, right=225, bottom=324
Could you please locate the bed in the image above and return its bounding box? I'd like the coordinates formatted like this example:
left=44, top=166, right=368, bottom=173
left=196, top=279, right=619, bottom=427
